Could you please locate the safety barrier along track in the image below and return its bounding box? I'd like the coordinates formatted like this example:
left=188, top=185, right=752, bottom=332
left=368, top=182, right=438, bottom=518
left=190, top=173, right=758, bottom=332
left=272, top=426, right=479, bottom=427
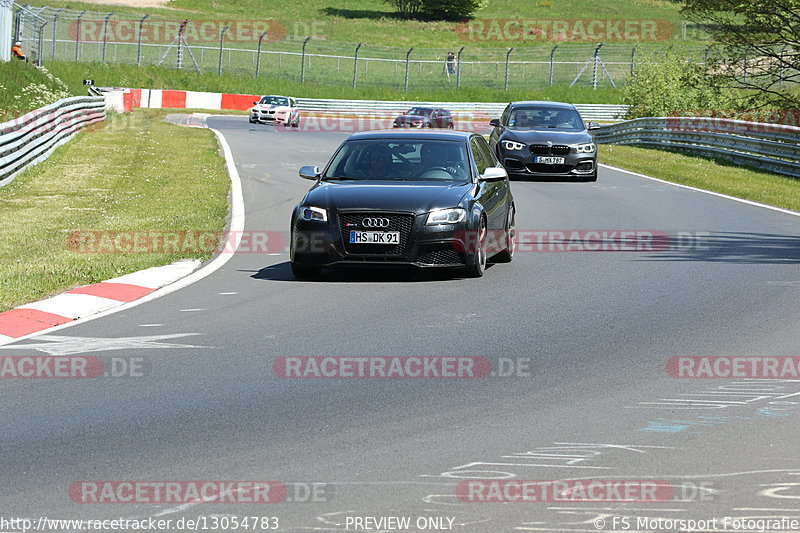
left=0, top=96, right=106, bottom=187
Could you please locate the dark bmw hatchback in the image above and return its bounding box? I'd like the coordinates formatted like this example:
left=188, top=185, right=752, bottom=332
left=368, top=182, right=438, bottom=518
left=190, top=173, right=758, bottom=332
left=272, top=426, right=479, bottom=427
left=488, top=101, right=600, bottom=181
left=290, top=130, right=515, bottom=278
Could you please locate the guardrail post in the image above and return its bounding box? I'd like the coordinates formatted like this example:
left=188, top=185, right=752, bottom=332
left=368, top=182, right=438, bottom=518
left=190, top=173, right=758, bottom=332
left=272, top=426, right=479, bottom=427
left=217, top=25, right=229, bottom=75
left=548, top=44, right=558, bottom=87
left=504, top=47, right=513, bottom=90
left=255, top=30, right=268, bottom=78
left=50, top=8, right=62, bottom=59
left=591, top=42, right=604, bottom=89
left=101, top=12, right=114, bottom=63
left=404, top=46, right=413, bottom=92
left=136, top=14, right=148, bottom=66
left=352, top=41, right=361, bottom=88
left=74, top=10, right=85, bottom=60
left=456, top=46, right=464, bottom=88
left=300, top=35, right=311, bottom=83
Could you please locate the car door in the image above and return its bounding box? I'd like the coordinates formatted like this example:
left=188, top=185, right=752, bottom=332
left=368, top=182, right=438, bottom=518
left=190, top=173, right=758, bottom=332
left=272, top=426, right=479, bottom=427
left=470, top=136, right=504, bottom=233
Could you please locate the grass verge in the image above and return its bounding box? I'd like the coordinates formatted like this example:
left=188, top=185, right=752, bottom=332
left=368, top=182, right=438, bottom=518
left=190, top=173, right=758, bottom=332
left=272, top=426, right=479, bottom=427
left=599, top=145, right=800, bottom=212
left=46, top=61, right=625, bottom=104
left=0, top=109, right=229, bottom=312
left=0, top=61, right=77, bottom=122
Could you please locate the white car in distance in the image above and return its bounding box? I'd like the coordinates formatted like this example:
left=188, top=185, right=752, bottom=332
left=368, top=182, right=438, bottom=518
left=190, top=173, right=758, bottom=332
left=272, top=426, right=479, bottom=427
left=249, top=95, right=300, bottom=127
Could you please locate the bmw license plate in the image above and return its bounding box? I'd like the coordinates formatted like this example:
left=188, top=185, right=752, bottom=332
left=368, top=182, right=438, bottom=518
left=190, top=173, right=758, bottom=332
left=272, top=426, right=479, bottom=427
left=349, top=231, right=400, bottom=244
left=534, top=156, right=565, bottom=164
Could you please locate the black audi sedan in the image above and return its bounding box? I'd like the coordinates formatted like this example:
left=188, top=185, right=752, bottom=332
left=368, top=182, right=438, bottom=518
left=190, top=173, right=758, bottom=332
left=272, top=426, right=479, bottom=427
left=488, top=101, right=600, bottom=181
left=393, top=107, right=454, bottom=129
left=290, top=130, right=515, bottom=279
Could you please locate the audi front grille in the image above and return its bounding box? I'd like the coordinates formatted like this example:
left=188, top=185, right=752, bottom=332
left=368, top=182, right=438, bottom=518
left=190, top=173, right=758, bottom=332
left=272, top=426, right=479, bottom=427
left=339, top=212, right=415, bottom=255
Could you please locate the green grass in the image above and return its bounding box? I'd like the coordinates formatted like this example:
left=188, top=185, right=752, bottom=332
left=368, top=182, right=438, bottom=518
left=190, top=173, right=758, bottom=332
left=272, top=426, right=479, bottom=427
left=30, top=0, right=694, bottom=47
left=0, top=61, right=78, bottom=122
left=600, top=145, right=800, bottom=212
left=0, top=109, right=229, bottom=312
left=46, top=61, right=626, bottom=103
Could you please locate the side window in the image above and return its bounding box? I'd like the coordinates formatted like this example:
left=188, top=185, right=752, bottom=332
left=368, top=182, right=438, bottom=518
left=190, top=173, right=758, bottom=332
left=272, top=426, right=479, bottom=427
left=476, top=136, right=498, bottom=167
left=470, top=137, right=492, bottom=175
left=501, top=105, right=510, bottom=126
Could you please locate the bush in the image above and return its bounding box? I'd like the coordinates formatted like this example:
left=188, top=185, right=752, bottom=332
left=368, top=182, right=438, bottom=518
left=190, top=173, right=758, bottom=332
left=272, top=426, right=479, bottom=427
left=422, top=0, right=487, bottom=20
left=384, top=0, right=424, bottom=19
left=624, top=50, right=736, bottom=118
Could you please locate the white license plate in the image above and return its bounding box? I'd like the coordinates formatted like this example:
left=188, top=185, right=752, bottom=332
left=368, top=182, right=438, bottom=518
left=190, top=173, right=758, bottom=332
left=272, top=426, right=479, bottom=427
left=349, top=231, right=400, bottom=244
left=534, top=156, right=565, bottom=164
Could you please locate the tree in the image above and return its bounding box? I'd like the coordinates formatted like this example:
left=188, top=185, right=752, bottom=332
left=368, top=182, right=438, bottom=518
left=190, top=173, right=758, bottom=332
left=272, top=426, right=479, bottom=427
left=681, top=0, right=800, bottom=108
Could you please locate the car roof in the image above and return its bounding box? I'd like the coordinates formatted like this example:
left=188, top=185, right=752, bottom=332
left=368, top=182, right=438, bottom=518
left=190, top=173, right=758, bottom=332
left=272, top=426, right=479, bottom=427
left=260, top=95, right=291, bottom=99
left=509, top=101, right=576, bottom=110
left=348, top=130, right=472, bottom=141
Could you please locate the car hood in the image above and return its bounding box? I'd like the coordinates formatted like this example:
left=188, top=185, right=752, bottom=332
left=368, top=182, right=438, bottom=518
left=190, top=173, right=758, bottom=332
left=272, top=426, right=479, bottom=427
left=252, top=104, right=290, bottom=111
left=305, top=181, right=472, bottom=213
left=395, top=115, right=428, bottom=122
left=502, top=128, right=592, bottom=145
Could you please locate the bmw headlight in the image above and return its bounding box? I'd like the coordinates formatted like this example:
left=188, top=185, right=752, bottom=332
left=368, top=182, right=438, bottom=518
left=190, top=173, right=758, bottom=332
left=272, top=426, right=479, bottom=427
left=576, top=143, right=596, bottom=153
left=300, top=206, right=327, bottom=222
left=502, top=140, right=525, bottom=151
left=426, top=207, right=466, bottom=225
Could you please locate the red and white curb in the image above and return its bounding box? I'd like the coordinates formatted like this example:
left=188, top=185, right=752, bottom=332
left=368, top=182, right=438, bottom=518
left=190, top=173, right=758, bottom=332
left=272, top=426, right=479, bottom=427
left=0, top=123, right=245, bottom=346
left=0, top=260, right=200, bottom=342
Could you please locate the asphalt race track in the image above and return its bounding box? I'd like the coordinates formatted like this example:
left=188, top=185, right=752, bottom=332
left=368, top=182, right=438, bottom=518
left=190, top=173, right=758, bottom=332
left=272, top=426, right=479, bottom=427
left=1, top=116, right=800, bottom=532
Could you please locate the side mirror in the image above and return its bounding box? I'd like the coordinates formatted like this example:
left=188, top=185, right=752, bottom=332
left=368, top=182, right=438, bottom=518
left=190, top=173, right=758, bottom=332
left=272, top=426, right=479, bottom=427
left=587, top=122, right=601, bottom=130
left=299, top=165, right=320, bottom=181
left=253, top=101, right=259, bottom=105
left=479, top=166, right=508, bottom=181
left=489, top=118, right=502, bottom=128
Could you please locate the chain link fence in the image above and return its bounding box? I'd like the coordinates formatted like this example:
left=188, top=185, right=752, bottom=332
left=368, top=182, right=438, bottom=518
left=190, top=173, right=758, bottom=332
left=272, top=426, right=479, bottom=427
left=12, top=2, right=46, bottom=65
left=18, top=5, right=713, bottom=90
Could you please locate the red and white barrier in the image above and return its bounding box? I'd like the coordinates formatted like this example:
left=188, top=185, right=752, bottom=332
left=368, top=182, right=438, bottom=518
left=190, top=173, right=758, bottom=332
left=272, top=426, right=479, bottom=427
left=104, top=88, right=260, bottom=113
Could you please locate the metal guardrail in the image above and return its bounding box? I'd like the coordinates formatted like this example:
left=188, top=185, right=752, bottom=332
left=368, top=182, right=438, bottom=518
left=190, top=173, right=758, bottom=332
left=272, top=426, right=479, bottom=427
left=0, top=96, right=106, bottom=187
left=296, top=98, right=631, bottom=122
left=593, top=117, right=800, bottom=178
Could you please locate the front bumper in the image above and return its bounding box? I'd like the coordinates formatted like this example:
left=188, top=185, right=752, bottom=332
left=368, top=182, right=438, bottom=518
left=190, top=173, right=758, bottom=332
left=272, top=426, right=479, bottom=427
left=499, top=147, right=596, bottom=177
left=291, top=211, right=474, bottom=268
left=250, top=111, right=290, bottom=124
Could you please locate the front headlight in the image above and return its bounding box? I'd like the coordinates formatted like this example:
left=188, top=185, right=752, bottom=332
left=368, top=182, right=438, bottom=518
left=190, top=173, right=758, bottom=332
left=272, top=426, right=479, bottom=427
left=576, top=143, right=596, bottom=153
left=300, top=206, right=327, bottom=222
left=502, top=140, right=525, bottom=151
left=426, top=208, right=466, bottom=225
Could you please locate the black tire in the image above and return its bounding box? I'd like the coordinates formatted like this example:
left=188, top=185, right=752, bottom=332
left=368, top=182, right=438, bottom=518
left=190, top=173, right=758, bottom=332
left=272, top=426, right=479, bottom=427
left=291, top=262, right=321, bottom=279
left=463, top=217, right=487, bottom=278
left=579, top=171, right=597, bottom=182
left=249, top=119, right=257, bottom=124
left=493, top=208, right=515, bottom=263
left=292, top=118, right=299, bottom=128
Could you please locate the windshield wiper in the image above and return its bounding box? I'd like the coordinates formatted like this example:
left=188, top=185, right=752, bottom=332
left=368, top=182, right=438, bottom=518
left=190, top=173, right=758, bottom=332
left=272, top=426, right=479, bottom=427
left=324, top=176, right=361, bottom=181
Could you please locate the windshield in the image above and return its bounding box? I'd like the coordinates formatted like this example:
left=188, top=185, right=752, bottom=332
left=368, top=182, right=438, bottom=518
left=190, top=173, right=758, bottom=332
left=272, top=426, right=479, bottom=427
left=323, top=139, right=470, bottom=182
left=507, top=107, right=584, bottom=130
left=259, top=96, right=289, bottom=106
left=406, top=107, right=434, bottom=116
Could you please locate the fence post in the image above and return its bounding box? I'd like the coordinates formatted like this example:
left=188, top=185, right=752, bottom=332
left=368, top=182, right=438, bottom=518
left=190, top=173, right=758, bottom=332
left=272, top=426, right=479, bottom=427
left=742, top=51, right=747, bottom=83
left=591, top=42, right=604, bottom=89
left=74, top=10, right=85, bottom=60
left=404, top=46, right=413, bottom=91
left=298, top=35, right=310, bottom=82
left=504, top=47, right=513, bottom=90
left=630, top=45, right=636, bottom=77
left=779, top=44, right=788, bottom=87
left=352, top=41, right=361, bottom=88
left=50, top=8, right=62, bottom=59
left=255, top=30, right=268, bottom=78
left=456, top=45, right=464, bottom=88
left=36, top=18, right=44, bottom=65
left=136, top=14, right=148, bottom=66
left=548, top=44, right=558, bottom=86
left=101, top=12, right=113, bottom=63
left=217, top=25, right=229, bottom=75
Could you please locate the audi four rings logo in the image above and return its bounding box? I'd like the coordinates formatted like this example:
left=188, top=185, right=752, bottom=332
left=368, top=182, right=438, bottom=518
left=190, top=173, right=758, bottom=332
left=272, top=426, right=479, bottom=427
left=362, top=218, right=390, bottom=228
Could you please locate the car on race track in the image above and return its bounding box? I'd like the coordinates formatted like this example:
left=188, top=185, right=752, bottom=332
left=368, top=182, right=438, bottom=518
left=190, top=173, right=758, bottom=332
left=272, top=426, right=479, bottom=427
left=249, top=95, right=300, bottom=127
left=488, top=101, right=600, bottom=181
left=290, top=130, right=515, bottom=279
left=393, top=107, right=454, bottom=129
